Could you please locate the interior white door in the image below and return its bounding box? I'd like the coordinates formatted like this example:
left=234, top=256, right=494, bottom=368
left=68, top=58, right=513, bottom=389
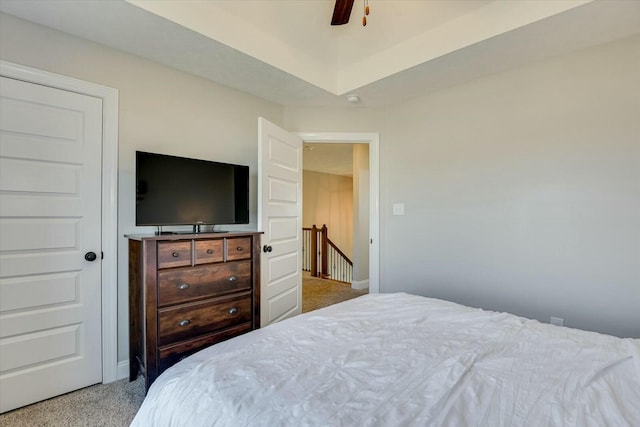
left=258, top=117, right=303, bottom=327
left=0, top=76, right=103, bottom=413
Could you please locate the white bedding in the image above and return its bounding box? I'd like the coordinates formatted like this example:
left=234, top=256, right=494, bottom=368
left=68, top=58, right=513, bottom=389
left=131, top=293, right=640, bottom=426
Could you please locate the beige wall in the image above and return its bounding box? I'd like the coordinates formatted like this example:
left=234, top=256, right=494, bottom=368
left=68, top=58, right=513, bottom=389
left=303, top=170, right=353, bottom=259
left=287, top=35, right=640, bottom=338
left=0, top=13, right=284, bottom=364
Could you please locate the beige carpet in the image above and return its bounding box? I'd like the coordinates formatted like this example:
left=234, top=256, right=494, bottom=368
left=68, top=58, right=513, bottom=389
left=1, top=275, right=365, bottom=426
left=302, top=271, right=368, bottom=313
left=0, top=376, right=145, bottom=427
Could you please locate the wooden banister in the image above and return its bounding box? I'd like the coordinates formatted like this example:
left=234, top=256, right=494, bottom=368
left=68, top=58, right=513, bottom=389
left=321, top=225, right=328, bottom=278
left=327, top=239, right=352, bottom=266
left=302, top=224, right=353, bottom=283
left=310, top=225, right=318, bottom=277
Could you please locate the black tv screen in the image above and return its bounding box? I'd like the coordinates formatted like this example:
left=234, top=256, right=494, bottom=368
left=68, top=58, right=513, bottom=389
left=136, top=151, right=249, bottom=227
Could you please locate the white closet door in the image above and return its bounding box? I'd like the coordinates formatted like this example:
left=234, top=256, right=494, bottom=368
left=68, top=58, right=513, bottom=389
left=0, top=76, right=103, bottom=413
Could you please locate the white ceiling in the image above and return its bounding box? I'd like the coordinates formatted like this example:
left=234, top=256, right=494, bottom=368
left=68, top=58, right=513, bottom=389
left=303, top=143, right=356, bottom=177
left=1, top=0, right=639, bottom=108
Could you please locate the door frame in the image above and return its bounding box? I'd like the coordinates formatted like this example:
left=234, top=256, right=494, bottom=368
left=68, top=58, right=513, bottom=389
left=297, top=132, right=379, bottom=293
left=0, top=60, right=119, bottom=383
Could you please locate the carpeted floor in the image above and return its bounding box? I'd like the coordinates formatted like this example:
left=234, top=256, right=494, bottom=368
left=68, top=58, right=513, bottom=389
left=0, top=274, right=366, bottom=426
left=0, top=376, right=145, bottom=427
left=302, top=271, right=368, bottom=313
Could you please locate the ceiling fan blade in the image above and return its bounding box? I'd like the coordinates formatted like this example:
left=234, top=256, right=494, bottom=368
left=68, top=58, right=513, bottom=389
left=331, top=0, right=355, bottom=25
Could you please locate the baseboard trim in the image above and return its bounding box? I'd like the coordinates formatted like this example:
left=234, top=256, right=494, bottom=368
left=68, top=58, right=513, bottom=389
left=351, top=279, right=369, bottom=290
left=116, top=360, right=129, bottom=381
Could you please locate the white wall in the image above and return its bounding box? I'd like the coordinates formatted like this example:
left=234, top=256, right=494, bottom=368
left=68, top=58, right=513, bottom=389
left=284, top=107, right=380, bottom=133
left=352, top=144, right=370, bottom=285
left=287, top=35, right=640, bottom=338
left=0, top=13, right=284, bottom=364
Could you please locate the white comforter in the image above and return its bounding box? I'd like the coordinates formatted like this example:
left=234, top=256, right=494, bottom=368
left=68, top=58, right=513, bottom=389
left=131, top=293, right=640, bottom=426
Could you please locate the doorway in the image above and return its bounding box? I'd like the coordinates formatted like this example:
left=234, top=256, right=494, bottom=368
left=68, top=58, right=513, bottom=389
left=258, top=120, right=379, bottom=326
left=301, top=142, right=369, bottom=312
left=298, top=132, right=380, bottom=296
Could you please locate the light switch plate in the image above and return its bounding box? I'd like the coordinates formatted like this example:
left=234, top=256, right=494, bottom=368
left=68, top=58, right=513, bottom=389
left=393, top=203, right=405, bottom=215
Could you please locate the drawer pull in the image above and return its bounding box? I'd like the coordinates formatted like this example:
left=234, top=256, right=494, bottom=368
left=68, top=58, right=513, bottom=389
left=178, top=319, right=191, bottom=327
left=228, top=307, right=238, bottom=315
left=206, top=249, right=214, bottom=254
left=228, top=275, right=238, bottom=282
left=172, top=252, right=179, bottom=258
left=178, top=283, right=190, bottom=290
left=236, top=246, right=243, bottom=251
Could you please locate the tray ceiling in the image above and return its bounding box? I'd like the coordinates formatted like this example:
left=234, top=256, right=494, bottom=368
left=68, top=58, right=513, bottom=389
left=1, top=0, right=639, bottom=107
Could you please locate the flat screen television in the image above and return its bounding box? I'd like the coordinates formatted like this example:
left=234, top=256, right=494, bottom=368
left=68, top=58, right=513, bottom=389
left=136, top=151, right=249, bottom=229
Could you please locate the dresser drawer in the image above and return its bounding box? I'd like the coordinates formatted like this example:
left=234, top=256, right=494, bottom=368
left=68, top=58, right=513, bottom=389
left=227, top=237, right=252, bottom=261
left=157, top=294, right=252, bottom=346
left=194, top=239, right=223, bottom=265
left=158, top=322, right=252, bottom=373
left=158, top=241, right=192, bottom=269
left=157, top=260, right=252, bottom=307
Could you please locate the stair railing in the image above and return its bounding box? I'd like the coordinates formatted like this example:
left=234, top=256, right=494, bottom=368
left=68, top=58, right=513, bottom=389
left=302, top=224, right=353, bottom=283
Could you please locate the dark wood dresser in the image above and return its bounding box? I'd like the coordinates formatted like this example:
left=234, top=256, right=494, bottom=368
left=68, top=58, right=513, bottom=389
left=127, top=231, right=261, bottom=391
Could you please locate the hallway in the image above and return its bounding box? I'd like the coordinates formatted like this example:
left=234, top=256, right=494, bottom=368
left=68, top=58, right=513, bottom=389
left=302, top=271, right=367, bottom=313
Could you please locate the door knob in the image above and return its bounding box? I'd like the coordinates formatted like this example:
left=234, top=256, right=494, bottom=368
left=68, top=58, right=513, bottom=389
left=84, top=251, right=97, bottom=262
left=263, top=245, right=272, bottom=253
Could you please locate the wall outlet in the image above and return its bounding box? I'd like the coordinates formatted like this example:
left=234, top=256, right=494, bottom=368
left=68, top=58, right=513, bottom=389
left=550, top=316, right=564, bottom=327
left=392, top=203, right=405, bottom=215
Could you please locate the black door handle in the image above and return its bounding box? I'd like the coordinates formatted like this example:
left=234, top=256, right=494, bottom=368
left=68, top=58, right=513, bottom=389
left=85, top=251, right=97, bottom=262
left=262, top=245, right=272, bottom=253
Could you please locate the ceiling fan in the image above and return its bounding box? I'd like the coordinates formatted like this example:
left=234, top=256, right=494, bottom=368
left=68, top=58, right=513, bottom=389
left=331, top=0, right=370, bottom=26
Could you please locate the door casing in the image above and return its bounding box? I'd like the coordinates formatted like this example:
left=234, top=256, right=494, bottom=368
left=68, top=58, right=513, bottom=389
left=297, top=132, right=380, bottom=294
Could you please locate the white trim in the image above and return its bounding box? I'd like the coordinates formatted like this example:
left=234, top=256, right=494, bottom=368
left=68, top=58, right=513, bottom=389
left=351, top=279, right=369, bottom=291
left=0, top=60, right=120, bottom=384
left=117, top=360, right=130, bottom=380
left=297, top=132, right=380, bottom=294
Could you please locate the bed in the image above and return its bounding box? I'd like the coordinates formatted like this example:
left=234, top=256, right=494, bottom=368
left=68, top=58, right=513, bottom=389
left=131, top=293, right=640, bottom=426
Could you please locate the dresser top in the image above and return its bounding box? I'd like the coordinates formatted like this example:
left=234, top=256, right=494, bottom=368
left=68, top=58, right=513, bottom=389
left=125, top=231, right=263, bottom=241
